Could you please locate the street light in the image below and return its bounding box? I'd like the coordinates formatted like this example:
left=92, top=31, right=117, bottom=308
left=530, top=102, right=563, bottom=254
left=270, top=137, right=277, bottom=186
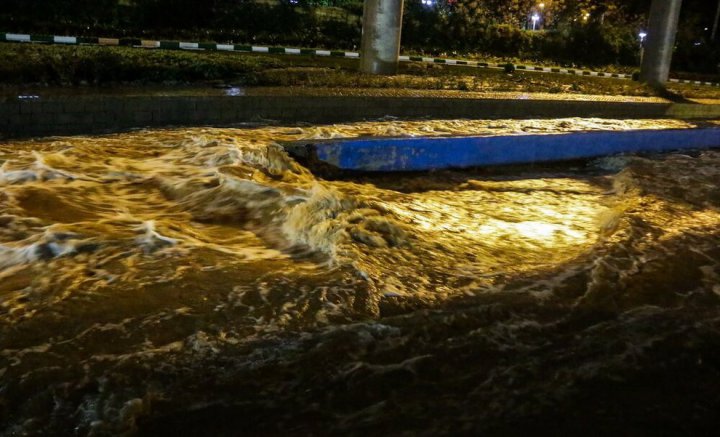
left=639, top=31, right=647, bottom=65
left=532, top=13, right=540, bottom=30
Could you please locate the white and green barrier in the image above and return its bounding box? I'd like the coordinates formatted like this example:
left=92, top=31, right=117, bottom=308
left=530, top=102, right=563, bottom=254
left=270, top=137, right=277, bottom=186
left=1, top=32, right=718, bottom=87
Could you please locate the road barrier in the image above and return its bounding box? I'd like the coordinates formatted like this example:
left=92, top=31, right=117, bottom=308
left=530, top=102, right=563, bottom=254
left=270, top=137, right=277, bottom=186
left=1, top=32, right=719, bottom=87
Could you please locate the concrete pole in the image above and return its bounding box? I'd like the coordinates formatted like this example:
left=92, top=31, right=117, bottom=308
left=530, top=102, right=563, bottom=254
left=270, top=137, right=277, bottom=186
left=640, top=0, right=683, bottom=88
left=360, top=0, right=404, bottom=75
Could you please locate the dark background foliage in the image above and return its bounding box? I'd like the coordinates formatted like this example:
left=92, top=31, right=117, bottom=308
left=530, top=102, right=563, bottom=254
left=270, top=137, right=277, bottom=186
left=0, top=0, right=717, bottom=73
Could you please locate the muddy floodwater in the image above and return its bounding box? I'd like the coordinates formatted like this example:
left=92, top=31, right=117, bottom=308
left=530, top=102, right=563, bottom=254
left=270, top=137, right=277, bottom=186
left=1, top=118, right=720, bottom=436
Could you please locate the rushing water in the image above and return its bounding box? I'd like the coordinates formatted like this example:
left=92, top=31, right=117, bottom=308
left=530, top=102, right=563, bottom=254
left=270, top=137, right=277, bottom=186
left=1, top=119, right=720, bottom=436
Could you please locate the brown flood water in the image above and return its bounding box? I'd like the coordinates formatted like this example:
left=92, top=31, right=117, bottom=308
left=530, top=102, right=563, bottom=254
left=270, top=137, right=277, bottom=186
left=1, top=118, right=720, bottom=435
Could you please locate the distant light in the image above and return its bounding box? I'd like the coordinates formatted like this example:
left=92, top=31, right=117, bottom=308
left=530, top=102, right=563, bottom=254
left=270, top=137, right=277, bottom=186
left=224, top=87, right=245, bottom=97
left=539, top=3, right=545, bottom=9
left=421, top=0, right=435, bottom=6
left=18, top=95, right=40, bottom=100
left=705, top=27, right=709, bottom=31
left=639, top=32, right=647, bottom=42
left=583, top=13, right=590, bottom=21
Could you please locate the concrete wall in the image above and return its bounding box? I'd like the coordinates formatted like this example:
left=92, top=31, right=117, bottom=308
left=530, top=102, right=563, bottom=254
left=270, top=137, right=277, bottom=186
left=1, top=95, right=719, bottom=139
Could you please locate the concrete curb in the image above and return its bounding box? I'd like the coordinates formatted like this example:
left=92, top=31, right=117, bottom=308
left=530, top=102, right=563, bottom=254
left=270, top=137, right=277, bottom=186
left=2, top=32, right=719, bottom=87
left=299, top=127, right=720, bottom=171
left=2, top=94, right=719, bottom=140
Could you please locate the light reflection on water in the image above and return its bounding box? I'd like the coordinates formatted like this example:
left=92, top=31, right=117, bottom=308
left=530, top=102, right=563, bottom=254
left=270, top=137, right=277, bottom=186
left=223, top=87, right=245, bottom=97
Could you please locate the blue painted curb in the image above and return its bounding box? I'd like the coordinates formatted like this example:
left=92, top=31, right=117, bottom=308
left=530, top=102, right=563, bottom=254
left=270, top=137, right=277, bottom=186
left=296, top=128, right=720, bottom=171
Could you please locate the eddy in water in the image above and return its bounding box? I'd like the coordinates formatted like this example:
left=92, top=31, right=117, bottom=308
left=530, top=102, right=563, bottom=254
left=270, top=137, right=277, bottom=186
left=1, top=118, right=720, bottom=436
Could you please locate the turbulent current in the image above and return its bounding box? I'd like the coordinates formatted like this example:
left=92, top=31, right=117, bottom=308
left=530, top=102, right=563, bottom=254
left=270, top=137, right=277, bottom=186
left=1, top=118, right=720, bottom=436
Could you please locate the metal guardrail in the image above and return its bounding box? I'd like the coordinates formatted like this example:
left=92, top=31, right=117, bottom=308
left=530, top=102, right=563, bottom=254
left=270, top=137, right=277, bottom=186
left=2, top=32, right=719, bottom=87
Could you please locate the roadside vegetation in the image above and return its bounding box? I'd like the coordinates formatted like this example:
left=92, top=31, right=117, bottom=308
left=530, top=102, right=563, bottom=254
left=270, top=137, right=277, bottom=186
left=1, top=43, right=719, bottom=100
left=0, top=44, right=284, bottom=85
left=1, top=0, right=718, bottom=76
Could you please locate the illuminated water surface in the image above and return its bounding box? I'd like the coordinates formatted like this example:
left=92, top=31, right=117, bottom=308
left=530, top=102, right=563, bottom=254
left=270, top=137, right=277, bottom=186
left=1, top=118, right=719, bottom=435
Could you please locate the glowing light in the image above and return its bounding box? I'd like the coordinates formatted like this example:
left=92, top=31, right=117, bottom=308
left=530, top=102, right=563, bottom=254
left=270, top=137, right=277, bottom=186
left=531, top=13, right=541, bottom=30
left=639, top=32, right=647, bottom=43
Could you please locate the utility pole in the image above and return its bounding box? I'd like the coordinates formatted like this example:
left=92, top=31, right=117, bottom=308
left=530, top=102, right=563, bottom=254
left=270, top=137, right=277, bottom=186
left=359, top=0, right=404, bottom=75
left=712, top=0, right=720, bottom=41
left=640, top=0, right=683, bottom=88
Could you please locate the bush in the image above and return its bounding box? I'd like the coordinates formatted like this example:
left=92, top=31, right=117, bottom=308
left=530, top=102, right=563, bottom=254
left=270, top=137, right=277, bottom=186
left=562, top=23, right=638, bottom=66
left=399, top=2, right=644, bottom=70
left=485, top=25, right=532, bottom=57
left=672, top=42, right=720, bottom=76
left=0, top=1, right=363, bottom=50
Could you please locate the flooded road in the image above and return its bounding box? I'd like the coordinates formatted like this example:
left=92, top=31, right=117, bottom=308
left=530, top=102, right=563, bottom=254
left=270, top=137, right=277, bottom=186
left=1, top=119, right=720, bottom=435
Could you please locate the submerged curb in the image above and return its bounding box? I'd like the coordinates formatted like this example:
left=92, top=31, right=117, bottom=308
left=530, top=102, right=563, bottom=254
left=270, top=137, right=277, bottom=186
left=299, top=127, right=720, bottom=171
left=2, top=32, right=719, bottom=87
